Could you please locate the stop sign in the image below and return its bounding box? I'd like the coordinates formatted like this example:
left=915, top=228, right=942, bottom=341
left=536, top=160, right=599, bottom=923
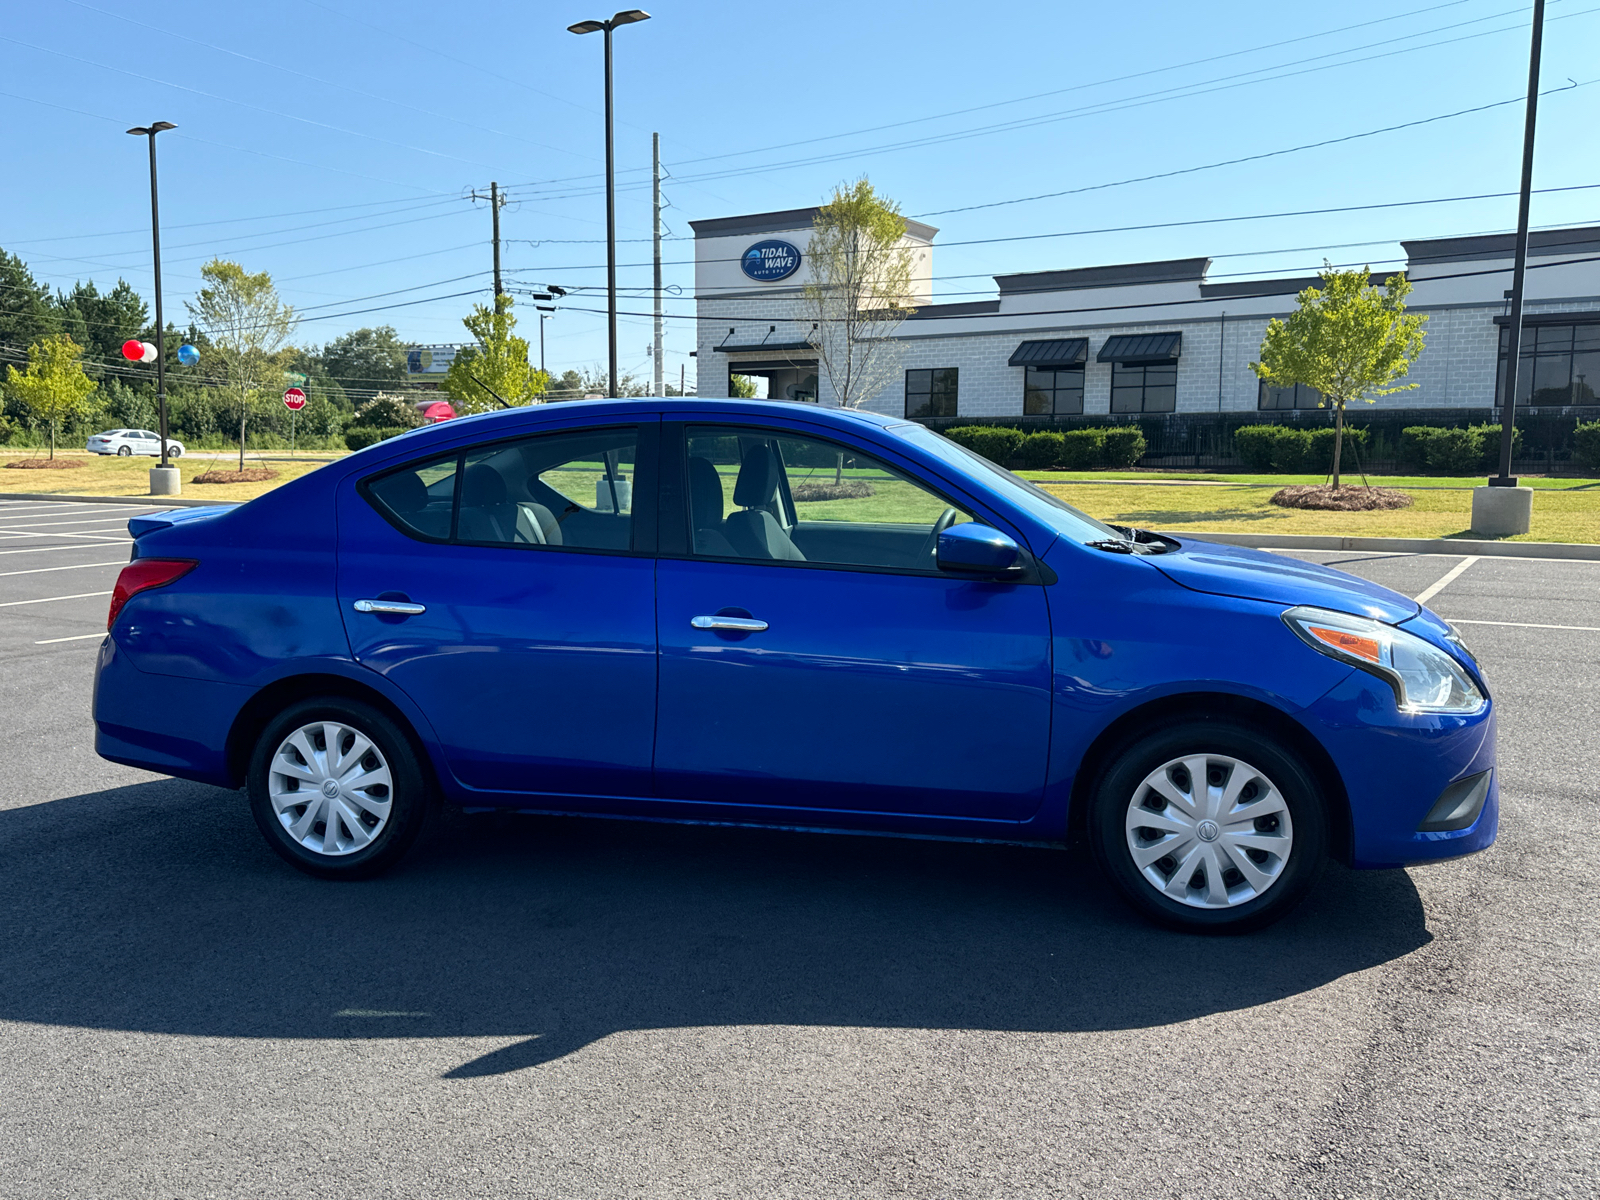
left=282, top=387, right=307, bottom=411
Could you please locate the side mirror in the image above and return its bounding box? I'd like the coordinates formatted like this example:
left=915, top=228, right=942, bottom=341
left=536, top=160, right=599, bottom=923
left=937, top=523, right=1023, bottom=575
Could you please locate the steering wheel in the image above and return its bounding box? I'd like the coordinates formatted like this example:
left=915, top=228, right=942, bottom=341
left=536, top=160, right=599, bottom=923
left=919, top=507, right=960, bottom=565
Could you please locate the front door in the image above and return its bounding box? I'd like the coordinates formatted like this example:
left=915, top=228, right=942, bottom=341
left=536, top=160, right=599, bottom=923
left=336, top=422, right=658, bottom=802
left=653, top=423, right=1052, bottom=823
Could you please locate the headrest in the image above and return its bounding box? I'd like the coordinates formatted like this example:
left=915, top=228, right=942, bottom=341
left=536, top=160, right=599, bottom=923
left=461, top=462, right=508, bottom=508
left=732, top=445, right=781, bottom=508
left=687, top=456, right=725, bottom=525
left=380, top=471, right=429, bottom=514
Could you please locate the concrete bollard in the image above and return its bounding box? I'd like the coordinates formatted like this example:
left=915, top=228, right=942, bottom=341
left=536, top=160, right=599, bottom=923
left=149, top=466, right=182, bottom=497
left=1470, top=485, right=1532, bottom=536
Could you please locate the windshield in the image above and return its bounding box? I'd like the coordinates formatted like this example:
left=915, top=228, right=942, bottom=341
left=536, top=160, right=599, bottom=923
left=888, top=423, right=1121, bottom=544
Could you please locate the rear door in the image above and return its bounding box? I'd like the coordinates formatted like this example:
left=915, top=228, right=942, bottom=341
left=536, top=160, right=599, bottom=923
left=653, top=421, right=1052, bottom=823
left=336, top=421, right=659, bottom=802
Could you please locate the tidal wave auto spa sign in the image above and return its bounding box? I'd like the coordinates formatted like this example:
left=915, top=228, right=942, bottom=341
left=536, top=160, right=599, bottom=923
left=741, top=239, right=802, bottom=282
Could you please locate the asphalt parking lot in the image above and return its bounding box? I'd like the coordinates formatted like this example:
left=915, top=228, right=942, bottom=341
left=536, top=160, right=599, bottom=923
left=0, top=496, right=1595, bottom=1199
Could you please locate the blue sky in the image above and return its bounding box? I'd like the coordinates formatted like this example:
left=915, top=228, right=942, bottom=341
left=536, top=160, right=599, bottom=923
left=4, top=0, right=1599, bottom=389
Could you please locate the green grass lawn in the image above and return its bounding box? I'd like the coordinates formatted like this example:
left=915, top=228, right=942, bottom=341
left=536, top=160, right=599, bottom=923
left=0, top=450, right=340, bottom=502
left=1017, top=469, right=1599, bottom=490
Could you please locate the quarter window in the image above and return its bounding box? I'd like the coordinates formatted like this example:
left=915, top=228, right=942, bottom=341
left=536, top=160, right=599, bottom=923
left=1024, top=366, right=1085, bottom=415
left=1258, top=381, right=1324, bottom=410
left=905, top=367, right=959, bottom=418
left=1110, top=361, right=1178, bottom=413
left=1497, top=323, right=1600, bottom=406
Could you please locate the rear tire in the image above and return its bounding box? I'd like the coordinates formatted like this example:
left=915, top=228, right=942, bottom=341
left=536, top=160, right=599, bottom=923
left=248, top=697, right=431, bottom=879
left=116, top=445, right=131, bottom=456
left=1090, top=719, right=1328, bottom=933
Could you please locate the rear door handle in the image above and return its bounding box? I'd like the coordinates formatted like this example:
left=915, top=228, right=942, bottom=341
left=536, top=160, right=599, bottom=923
left=691, top=615, right=768, bottom=632
left=354, top=598, right=427, bottom=616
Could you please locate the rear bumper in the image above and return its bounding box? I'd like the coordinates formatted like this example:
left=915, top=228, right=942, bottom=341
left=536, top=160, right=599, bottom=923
left=1301, top=672, right=1498, bottom=869
left=92, top=634, right=249, bottom=787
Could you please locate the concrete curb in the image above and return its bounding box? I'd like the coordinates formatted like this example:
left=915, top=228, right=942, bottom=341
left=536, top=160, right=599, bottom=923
left=1167, top=530, right=1600, bottom=561
left=0, top=492, right=240, bottom=508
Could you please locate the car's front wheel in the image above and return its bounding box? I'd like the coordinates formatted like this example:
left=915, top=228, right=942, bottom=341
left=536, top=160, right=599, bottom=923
left=247, top=697, right=431, bottom=879
left=1090, top=720, right=1328, bottom=932
left=168, top=445, right=183, bottom=458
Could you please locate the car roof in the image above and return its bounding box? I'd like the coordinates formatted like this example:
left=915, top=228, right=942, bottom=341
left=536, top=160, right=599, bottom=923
left=409, top=398, right=904, bottom=436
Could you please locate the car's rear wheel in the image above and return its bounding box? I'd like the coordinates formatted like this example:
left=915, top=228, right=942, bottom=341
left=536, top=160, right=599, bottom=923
left=1090, top=720, right=1328, bottom=932
left=116, top=445, right=131, bottom=456
left=247, top=697, right=431, bottom=879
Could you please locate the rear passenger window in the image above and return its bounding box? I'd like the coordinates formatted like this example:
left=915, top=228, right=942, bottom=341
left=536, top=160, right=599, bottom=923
left=362, top=425, right=641, bottom=553
left=365, top=452, right=458, bottom=540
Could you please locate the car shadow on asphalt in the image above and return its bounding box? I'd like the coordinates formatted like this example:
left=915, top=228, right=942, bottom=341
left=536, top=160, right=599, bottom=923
left=0, top=779, right=1432, bottom=1078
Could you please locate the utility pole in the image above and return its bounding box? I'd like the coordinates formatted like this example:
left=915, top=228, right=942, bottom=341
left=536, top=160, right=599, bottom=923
left=653, top=132, right=664, bottom=397
left=679, top=362, right=685, bottom=397
left=471, top=181, right=508, bottom=310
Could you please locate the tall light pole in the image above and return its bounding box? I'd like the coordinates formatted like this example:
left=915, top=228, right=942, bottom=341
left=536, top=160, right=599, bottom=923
left=127, top=121, right=178, bottom=495
left=568, top=9, right=650, bottom=399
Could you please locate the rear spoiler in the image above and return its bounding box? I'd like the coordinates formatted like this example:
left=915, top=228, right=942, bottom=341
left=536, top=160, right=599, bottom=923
left=128, top=505, right=236, bottom=540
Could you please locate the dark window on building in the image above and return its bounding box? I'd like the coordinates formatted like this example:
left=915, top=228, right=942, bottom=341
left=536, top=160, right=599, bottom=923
left=1498, top=323, right=1600, bottom=406
left=1023, top=366, right=1085, bottom=415
left=905, top=368, right=958, bottom=418
left=1110, top=361, right=1177, bottom=413
left=1258, top=381, right=1324, bottom=410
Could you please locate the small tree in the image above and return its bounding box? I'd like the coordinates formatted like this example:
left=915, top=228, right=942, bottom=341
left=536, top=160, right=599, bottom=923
left=1252, top=266, right=1427, bottom=489
left=187, top=260, right=298, bottom=470
left=442, top=296, right=549, bottom=414
left=801, top=179, right=920, bottom=409
left=4, top=335, right=97, bottom=458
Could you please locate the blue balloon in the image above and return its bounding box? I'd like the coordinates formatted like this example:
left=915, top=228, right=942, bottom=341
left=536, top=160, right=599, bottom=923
left=177, top=343, right=200, bottom=366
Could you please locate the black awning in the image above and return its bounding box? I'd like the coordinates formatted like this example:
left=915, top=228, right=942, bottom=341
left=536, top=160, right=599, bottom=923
left=1097, top=332, right=1182, bottom=363
left=716, top=339, right=815, bottom=354
left=1008, top=337, right=1088, bottom=368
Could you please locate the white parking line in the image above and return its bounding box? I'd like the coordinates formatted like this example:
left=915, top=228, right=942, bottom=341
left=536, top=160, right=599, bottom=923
left=1444, top=618, right=1600, bottom=632
left=0, top=517, right=148, bottom=531
left=0, top=590, right=111, bottom=608
left=34, top=632, right=106, bottom=644
left=0, top=561, right=126, bottom=578
left=1415, top=556, right=1481, bottom=605
left=0, top=543, right=132, bottom=558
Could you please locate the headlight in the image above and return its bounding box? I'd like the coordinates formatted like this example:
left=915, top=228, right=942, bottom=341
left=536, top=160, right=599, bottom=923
left=1283, top=606, right=1485, bottom=715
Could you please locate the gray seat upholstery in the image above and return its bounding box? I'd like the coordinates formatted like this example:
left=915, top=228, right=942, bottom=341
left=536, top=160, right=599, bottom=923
left=687, top=456, right=737, bottom=556
left=460, top=463, right=561, bottom=546
left=722, top=446, right=806, bottom=562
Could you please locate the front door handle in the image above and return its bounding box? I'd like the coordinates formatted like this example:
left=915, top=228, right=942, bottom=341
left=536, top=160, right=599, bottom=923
left=354, top=598, right=427, bottom=616
left=691, top=614, right=768, bottom=632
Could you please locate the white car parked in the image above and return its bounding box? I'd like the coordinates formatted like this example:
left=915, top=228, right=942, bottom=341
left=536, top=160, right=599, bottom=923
left=85, top=429, right=185, bottom=458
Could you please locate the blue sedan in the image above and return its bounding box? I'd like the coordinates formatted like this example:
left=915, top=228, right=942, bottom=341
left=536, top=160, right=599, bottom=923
left=92, top=401, right=1496, bottom=931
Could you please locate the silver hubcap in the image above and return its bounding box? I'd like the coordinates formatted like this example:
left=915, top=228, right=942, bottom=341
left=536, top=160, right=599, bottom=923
left=1124, top=753, right=1294, bottom=909
left=267, top=720, right=393, bottom=857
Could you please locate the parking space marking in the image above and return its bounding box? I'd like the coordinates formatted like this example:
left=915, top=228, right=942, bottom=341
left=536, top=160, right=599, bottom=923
left=33, top=633, right=106, bottom=644
left=0, top=561, right=126, bottom=578
left=0, top=542, right=132, bottom=558
left=1443, top=617, right=1600, bottom=632
left=1414, top=556, right=1481, bottom=604
left=0, top=590, right=112, bottom=608
left=0, top=518, right=147, bottom=531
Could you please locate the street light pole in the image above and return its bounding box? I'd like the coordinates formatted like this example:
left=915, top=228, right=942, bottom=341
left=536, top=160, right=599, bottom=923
left=568, top=10, right=651, bottom=399
left=127, top=121, right=177, bottom=491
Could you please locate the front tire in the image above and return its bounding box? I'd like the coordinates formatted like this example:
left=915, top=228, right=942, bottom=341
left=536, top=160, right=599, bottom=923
left=168, top=445, right=183, bottom=458
left=1090, top=720, right=1328, bottom=932
left=247, top=697, right=431, bottom=879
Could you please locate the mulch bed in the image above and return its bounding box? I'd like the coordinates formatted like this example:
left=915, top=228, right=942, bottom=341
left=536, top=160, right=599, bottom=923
left=4, top=458, right=84, bottom=470
left=791, top=480, right=876, bottom=502
left=192, top=468, right=279, bottom=484
left=1270, top=484, right=1414, bottom=511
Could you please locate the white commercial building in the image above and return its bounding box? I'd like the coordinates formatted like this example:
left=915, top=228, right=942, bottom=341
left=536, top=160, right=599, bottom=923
left=691, top=208, right=1600, bottom=438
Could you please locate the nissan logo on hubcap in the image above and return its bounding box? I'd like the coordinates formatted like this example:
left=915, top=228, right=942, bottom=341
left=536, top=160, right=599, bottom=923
left=1197, top=819, right=1220, bottom=842
left=321, top=780, right=340, bottom=799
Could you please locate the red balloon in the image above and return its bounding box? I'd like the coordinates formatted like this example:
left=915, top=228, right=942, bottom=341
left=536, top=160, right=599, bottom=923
left=121, top=339, right=144, bottom=361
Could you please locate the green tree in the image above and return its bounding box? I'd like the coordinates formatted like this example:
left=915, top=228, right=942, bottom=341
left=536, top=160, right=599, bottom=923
left=1252, top=266, right=1428, bottom=489
left=318, top=325, right=409, bottom=397
left=0, top=249, right=56, bottom=354
left=728, top=372, right=758, bottom=398
left=441, top=296, right=548, bottom=413
left=186, top=260, right=299, bottom=470
left=55, top=279, right=149, bottom=377
left=544, top=368, right=584, bottom=400
left=4, top=334, right=97, bottom=458
left=801, top=178, right=920, bottom=408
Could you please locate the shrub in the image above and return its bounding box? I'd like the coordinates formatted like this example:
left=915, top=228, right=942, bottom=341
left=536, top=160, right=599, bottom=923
left=344, top=425, right=407, bottom=451
left=1305, top=427, right=1369, bottom=473
left=1402, top=425, right=1519, bottom=474
left=1235, top=425, right=1310, bottom=472
left=1057, top=429, right=1105, bottom=470
left=1101, top=425, right=1147, bottom=468
left=1575, top=420, right=1600, bottom=470
left=1466, top=422, right=1521, bottom=469
left=941, top=425, right=1024, bottom=465
left=1016, top=431, right=1064, bottom=469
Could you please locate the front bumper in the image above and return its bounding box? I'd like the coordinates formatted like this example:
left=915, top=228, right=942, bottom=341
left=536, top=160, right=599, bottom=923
left=1301, top=671, right=1498, bottom=869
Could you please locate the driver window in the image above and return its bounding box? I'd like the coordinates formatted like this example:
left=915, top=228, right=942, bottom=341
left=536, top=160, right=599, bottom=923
left=684, top=426, right=973, bottom=571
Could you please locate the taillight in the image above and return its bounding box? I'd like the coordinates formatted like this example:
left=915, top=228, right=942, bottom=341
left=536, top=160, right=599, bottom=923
left=108, top=559, right=197, bottom=630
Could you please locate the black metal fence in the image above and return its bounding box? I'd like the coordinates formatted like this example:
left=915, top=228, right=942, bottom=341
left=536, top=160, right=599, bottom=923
left=919, top=406, right=1598, bottom=475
